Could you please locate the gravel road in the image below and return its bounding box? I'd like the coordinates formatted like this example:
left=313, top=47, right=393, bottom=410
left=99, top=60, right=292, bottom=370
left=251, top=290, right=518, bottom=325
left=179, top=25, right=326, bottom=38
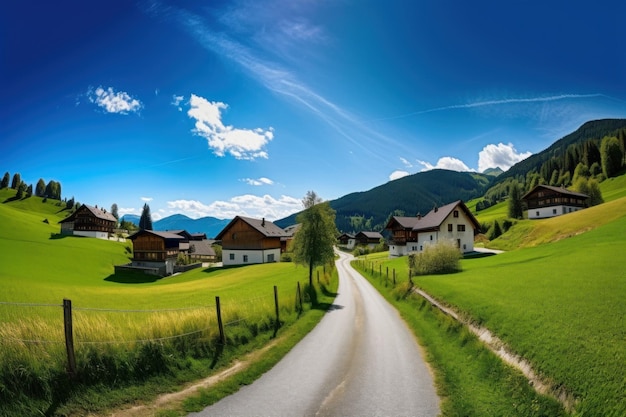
left=189, top=251, right=440, bottom=416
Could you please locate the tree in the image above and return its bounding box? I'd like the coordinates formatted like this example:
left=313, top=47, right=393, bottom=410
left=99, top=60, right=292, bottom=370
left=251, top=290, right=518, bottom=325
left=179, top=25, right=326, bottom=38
left=139, top=203, right=153, bottom=230
left=1, top=172, right=9, bottom=189
left=16, top=181, right=26, bottom=199
left=573, top=177, right=603, bottom=207
left=507, top=182, right=523, bottom=219
left=44, top=180, right=61, bottom=200
left=11, top=173, right=21, bottom=189
left=35, top=179, right=46, bottom=197
left=26, top=184, right=33, bottom=197
left=111, top=203, right=119, bottom=220
left=66, top=197, right=75, bottom=210
left=292, top=192, right=338, bottom=288
left=573, top=163, right=590, bottom=183
left=600, top=136, right=623, bottom=178
left=489, top=220, right=502, bottom=240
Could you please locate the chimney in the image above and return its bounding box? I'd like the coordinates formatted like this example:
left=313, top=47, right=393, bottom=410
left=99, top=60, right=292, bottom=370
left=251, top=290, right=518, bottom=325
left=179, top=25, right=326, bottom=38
left=262, top=217, right=265, bottom=227
left=416, top=212, right=421, bottom=220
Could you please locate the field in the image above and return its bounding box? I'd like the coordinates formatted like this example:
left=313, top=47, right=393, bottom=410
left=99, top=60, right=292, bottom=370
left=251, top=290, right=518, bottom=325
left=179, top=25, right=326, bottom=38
left=0, top=189, right=336, bottom=416
left=357, top=197, right=626, bottom=416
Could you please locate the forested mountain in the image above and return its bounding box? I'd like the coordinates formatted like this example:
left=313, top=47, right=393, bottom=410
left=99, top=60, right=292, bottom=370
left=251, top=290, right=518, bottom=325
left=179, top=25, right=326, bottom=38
left=276, top=170, right=494, bottom=233
left=121, top=213, right=229, bottom=238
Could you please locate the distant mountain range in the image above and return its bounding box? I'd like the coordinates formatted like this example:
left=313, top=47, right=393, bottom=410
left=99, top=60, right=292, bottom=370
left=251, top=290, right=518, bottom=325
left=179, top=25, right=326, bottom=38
left=121, top=213, right=230, bottom=238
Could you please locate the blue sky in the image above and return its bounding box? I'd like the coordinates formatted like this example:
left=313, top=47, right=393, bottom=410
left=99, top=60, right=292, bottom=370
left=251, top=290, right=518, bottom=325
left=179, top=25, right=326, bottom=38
left=2, top=0, right=625, bottom=221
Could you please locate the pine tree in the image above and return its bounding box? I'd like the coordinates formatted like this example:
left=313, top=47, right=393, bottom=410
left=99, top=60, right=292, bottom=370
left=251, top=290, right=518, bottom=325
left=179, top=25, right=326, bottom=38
left=489, top=220, right=503, bottom=240
left=11, top=173, right=21, bottom=189
left=111, top=203, right=119, bottom=220
left=507, top=182, right=523, bottom=219
left=1, top=172, right=9, bottom=189
left=16, top=181, right=26, bottom=199
left=600, top=136, right=623, bottom=178
left=35, top=179, right=46, bottom=197
left=139, top=203, right=153, bottom=230
left=26, top=184, right=33, bottom=197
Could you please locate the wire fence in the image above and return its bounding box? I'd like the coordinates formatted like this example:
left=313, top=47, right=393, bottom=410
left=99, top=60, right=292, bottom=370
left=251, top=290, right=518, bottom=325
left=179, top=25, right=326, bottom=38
left=0, top=281, right=305, bottom=376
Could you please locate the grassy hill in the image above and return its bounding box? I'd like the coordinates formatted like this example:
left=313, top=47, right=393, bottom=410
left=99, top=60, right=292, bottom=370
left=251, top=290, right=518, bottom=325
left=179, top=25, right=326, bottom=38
left=356, top=195, right=626, bottom=416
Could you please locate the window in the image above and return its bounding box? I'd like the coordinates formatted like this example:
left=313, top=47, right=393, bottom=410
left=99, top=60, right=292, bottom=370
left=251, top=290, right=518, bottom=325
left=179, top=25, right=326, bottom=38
left=536, top=211, right=540, bottom=217
left=553, top=209, right=557, bottom=215
left=430, top=235, right=433, bottom=241
left=267, top=254, right=275, bottom=262
left=229, top=253, right=235, bottom=260
left=448, top=224, right=453, bottom=232
left=457, top=224, right=466, bottom=232
left=243, top=255, right=249, bottom=263
left=453, top=210, right=459, bottom=218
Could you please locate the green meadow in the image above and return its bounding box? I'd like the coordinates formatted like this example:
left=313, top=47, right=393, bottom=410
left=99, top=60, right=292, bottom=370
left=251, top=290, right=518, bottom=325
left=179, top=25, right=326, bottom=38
left=0, top=189, right=336, bottom=416
left=357, top=196, right=626, bottom=416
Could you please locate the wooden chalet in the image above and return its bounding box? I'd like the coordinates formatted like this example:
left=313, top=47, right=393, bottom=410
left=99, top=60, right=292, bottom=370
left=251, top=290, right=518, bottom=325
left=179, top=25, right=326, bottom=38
left=215, top=216, right=289, bottom=266
left=355, top=231, right=384, bottom=247
left=521, top=185, right=589, bottom=219
left=59, top=204, right=117, bottom=239
left=337, top=233, right=356, bottom=249
left=385, top=200, right=480, bottom=257
left=127, top=230, right=185, bottom=275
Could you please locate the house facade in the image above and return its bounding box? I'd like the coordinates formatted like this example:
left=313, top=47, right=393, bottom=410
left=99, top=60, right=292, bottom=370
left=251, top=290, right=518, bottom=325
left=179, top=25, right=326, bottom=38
left=386, top=200, right=480, bottom=257
left=59, top=204, right=117, bottom=239
left=337, top=233, right=356, bottom=249
left=521, top=185, right=589, bottom=219
left=127, top=230, right=185, bottom=275
left=215, top=216, right=288, bottom=266
left=355, top=231, right=384, bottom=249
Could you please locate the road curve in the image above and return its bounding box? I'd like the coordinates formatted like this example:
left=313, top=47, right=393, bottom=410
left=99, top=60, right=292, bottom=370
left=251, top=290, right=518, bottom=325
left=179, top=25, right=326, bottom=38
left=189, top=251, right=439, bottom=416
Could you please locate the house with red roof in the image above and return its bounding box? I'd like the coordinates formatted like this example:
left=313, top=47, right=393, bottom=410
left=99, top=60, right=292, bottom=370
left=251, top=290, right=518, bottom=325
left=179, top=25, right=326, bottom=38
left=385, top=200, right=480, bottom=257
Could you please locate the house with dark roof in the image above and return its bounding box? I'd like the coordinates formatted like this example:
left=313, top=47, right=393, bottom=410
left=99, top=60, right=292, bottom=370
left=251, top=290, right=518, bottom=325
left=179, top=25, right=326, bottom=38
left=215, top=216, right=289, bottom=266
left=521, top=184, right=589, bottom=219
left=355, top=231, right=384, bottom=248
left=126, top=230, right=186, bottom=276
left=385, top=200, right=480, bottom=257
left=59, top=204, right=117, bottom=239
left=337, top=233, right=356, bottom=249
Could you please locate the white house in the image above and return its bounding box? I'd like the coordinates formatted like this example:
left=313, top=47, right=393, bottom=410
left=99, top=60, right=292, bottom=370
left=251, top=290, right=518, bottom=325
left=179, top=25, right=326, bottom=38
left=385, top=200, right=480, bottom=257
left=521, top=184, right=589, bottom=219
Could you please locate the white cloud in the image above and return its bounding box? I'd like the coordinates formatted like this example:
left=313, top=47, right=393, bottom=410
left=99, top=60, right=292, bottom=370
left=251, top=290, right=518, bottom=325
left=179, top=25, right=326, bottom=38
left=171, top=95, right=184, bottom=111
left=243, top=177, right=274, bottom=186
left=166, top=194, right=302, bottom=221
left=141, top=197, right=153, bottom=202
left=400, top=157, right=413, bottom=168
left=417, top=157, right=473, bottom=172
left=478, top=143, right=532, bottom=172
left=87, top=86, right=142, bottom=114
left=187, top=94, right=274, bottom=160
left=389, top=170, right=410, bottom=181
left=118, top=207, right=137, bottom=216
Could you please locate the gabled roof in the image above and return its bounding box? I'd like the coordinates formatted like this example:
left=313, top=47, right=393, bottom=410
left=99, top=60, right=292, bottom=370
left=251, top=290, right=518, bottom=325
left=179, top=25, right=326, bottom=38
left=215, top=216, right=289, bottom=240
left=167, top=230, right=193, bottom=240
left=521, top=184, right=589, bottom=200
left=127, top=229, right=185, bottom=241
left=190, top=240, right=216, bottom=257
left=413, top=200, right=480, bottom=232
left=338, top=232, right=355, bottom=239
left=356, top=231, right=384, bottom=239
left=59, top=204, right=118, bottom=224
left=385, top=216, right=421, bottom=230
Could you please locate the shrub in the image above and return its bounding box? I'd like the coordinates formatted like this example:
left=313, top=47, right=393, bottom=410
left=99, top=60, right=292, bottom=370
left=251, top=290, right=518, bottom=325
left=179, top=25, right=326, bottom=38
left=280, top=252, right=293, bottom=262
left=408, top=241, right=461, bottom=275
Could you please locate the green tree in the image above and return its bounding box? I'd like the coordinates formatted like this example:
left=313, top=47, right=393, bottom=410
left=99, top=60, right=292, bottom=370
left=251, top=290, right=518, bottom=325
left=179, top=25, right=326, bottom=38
left=26, top=184, right=33, bottom=197
left=600, top=136, right=623, bottom=178
left=44, top=180, right=61, bottom=199
left=292, top=191, right=338, bottom=288
left=1, top=172, right=9, bottom=189
left=507, top=182, right=523, bottom=219
left=573, top=162, right=590, bottom=183
left=139, top=203, right=153, bottom=230
left=549, top=169, right=559, bottom=186
left=489, top=220, right=502, bottom=240
left=15, top=181, right=26, bottom=199
left=35, top=178, right=46, bottom=197
left=111, top=203, right=119, bottom=220
left=11, top=173, right=21, bottom=189
left=587, top=179, right=604, bottom=207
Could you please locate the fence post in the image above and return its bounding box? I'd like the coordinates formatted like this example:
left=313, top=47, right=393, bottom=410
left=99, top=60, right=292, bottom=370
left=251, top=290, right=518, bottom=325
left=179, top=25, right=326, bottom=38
left=317, top=270, right=320, bottom=284
left=215, top=296, right=225, bottom=345
left=63, top=298, right=76, bottom=377
left=409, top=269, right=413, bottom=285
left=274, top=286, right=280, bottom=332
left=393, top=269, right=396, bottom=285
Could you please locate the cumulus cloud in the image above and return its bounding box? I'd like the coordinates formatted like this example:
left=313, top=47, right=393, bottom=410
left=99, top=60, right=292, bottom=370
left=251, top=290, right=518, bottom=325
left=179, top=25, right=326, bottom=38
left=417, top=157, right=472, bottom=172
left=187, top=94, right=274, bottom=160
left=242, top=177, right=274, bottom=186
left=389, top=170, right=410, bottom=181
left=167, top=194, right=302, bottom=220
left=141, top=197, right=153, bottom=202
left=118, top=207, right=137, bottom=216
left=478, top=143, right=532, bottom=172
left=87, top=86, right=142, bottom=114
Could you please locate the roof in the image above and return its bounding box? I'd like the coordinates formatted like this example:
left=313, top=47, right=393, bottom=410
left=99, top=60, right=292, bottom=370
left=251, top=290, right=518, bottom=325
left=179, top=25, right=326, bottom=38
left=127, top=229, right=185, bottom=240
left=189, top=239, right=216, bottom=257
left=338, top=232, right=355, bottom=238
left=385, top=216, right=421, bottom=230
left=521, top=184, right=589, bottom=200
left=413, top=200, right=480, bottom=232
left=356, top=231, right=384, bottom=239
left=59, top=204, right=118, bottom=224
left=215, top=216, right=289, bottom=239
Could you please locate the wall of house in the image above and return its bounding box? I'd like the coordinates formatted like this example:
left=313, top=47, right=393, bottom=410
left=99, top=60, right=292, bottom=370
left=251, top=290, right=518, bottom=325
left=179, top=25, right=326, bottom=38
left=528, top=205, right=584, bottom=219
left=60, top=222, right=74, bottom=235
left=389, top=241, right=420, bottom=257
left=74, top=230, right=109, bottom=240
left=440, top=210, right=475, bottom=252
left=221, top=219, right=281, bottom=250
left=222, top=248, right=281, bottom=266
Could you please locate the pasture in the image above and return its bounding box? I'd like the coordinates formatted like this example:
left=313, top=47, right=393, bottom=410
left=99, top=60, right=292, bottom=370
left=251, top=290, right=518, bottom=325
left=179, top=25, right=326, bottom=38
left=357, top=200, right=626, bottom=416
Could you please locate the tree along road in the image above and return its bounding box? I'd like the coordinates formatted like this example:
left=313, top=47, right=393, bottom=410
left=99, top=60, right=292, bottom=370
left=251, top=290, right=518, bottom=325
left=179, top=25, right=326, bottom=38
left=189, top=251, right=440, bottom=416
